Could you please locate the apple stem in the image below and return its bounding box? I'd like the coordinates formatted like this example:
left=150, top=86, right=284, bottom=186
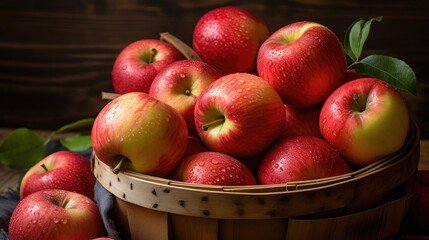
left=112, top=156, right=127, bottom=174
left=202, top=117, right=225, bottom=131
left=353, top=93, right=365, bottom=112
left=149, top=48, right=157, bottom=63
left=40, top=163, right=49, bottom=172
left=184, top=89, right=191, bottom=96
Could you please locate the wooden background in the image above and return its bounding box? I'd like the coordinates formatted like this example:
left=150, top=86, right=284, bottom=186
left=0, top=0, right=428, bottom=138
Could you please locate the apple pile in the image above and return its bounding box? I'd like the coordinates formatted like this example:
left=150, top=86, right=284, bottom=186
left=91, top=6, right=411, bottom=187
left=7, top=151, right=108, bottom=240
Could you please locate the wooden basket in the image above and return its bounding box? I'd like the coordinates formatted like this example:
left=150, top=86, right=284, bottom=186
left=92, top=120, right=420, bottom=240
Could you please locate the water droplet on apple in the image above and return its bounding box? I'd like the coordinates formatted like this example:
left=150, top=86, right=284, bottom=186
left=198, top=161, right=205, bottom=166
left=274, top=163, right=279, bottom=169
left=53, top=218, right=60, bottom=224
left=168, top=84, right=174, bottom=88
left=332, top=131, right=338, bottom=137
left=122, top=65, right=127, bottom=70
left=180, top=73, right=186, bottom=78
left=268, top=60, right=273, bottom=66
left=211, top=169, right=216, bottom=173
left=211, top=159, right=219, bottom=165
left=215, top=178, right=220, bottom=182
left=238, top=88, right=243, bottom=93
left=61, top=219, right=68, bottom=224
left=221, top=168, right=226, bottom=173
left=32, top=219, right=38, bottom=224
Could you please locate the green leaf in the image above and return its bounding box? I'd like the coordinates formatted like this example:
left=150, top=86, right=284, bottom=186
left=0, top=128, right=47, bottom=169
left=55, top=118, right=94, bottom=134
left=60, top=135, right=92, bottom=152
left=353, top=54, right=417, bottom=95
left=344, top=16, right=383, bottom=62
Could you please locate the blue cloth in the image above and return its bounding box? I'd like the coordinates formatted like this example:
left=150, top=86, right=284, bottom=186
left=0, top=140, right=121, bottom=239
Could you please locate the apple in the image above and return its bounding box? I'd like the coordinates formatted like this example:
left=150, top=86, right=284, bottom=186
left=8, top=189, right=104, bottom=240
left=194, top=73, right=285, bottom=158
left=112, top=39, right=184, bottom=94
left=149, top=60, right=223, bottom=135
left=319, top=78, right=410, bottom=166
left=257, top=21, right=347, bottom=108
left=91, top=92, right=188, bottom=177
left=258, top=136, right=350, bottom=184
left=410, top=170, right=429, bottom=233
left=281, top=104, right=322, bottom=139
left=192, top=6, right=270, bottom=74
left=178, top=151, right=256, bottom=186
left=167, top=135, right=209, bottom=181
left=20, top=151, right=96, bottom=200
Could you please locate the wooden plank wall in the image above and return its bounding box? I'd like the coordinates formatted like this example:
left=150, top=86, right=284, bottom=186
left=0, top=0, right=428, bottom=137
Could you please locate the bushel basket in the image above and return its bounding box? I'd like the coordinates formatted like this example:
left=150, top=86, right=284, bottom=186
left=92, top=120, right=420, bottom=240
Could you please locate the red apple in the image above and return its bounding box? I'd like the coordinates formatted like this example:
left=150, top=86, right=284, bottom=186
left=281, top=104, right=322, bottom=139
left=149, top=60, right=223, bottom=135
left=258, top=136, right=350, bottom=184
left=91, top=92, right=188, bottom=177
left=410, top=170, right=429, bottom=233
left=257, top=21, right=347, bottom=108
left=192, top=6, right=270, bottom=74
left=194, top=73, right=285, bottom=158
left=20, top=151, right=96, bottom=200
left=112, top=39, right=184, bottom=94
left=167, top=135, right=209, bottom=181
left=8, top=189, right=104, bottom=240
left=319, top=78, right=410, bottom=166
left=178, top=151, right=256, bottom=186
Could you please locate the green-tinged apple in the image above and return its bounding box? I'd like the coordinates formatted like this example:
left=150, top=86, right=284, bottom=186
left=281, top=104, right=322, bottom=139
left=149, top=60, right=223, bottom=135
left=257, top=21, right=347, bottom=108
left=178, top=151, right=256, bottom=186
left=8, top=189, right=104, bottom=240
left=20, top=151, right=96, bottom=200
left=410, top=170, right=429, bottom=233
left=91, top=92, right=188, bottom=177
left=194, top=73, right=285, bottom=158
left=258, top=136, right=350, bottom=184
left=112, top=39, right=184, bottom=94
left=319, top=78, right=409, bottom=166
left=192, top=6, right=270, bottom=74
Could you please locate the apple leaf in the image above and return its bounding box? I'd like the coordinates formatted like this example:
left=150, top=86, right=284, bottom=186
left=344, top=16, right=383, bottom=62
left=60, top=135, right=92, bottom=152
left=54, top=118, right=94, bottom=134
left=0, top=128, right=47, bottom=170
left=353, top=54, right=417, bottom=95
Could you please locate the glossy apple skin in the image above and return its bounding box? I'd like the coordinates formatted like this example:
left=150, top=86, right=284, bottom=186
left=258, top=136, right=350, bottom=184
left=319, top=78, right=409, bottom=166
left=193, top=6, right=270, bottom=74
left=194, top=73, right=285, bottom=158
left=20, top=151, right=96, bottom=200
left=8, top=189, right=104, bottom=240
left=411, top=170, right=429, bottom=233
left=149, top=60, right=223, bottom=135
left=178, top=151, right=256, bottom=186
left=257, top=21, right=347, bottom=108
left=281, top=104, right=322, bottom=139
left=91, top=92, right=188, bottom=177
left=112, top=39, right=184, bottom=94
